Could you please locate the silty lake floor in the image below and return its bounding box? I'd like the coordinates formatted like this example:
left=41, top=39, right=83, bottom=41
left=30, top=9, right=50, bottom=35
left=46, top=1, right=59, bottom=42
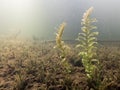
left=0, top=38, right=120, bottom=90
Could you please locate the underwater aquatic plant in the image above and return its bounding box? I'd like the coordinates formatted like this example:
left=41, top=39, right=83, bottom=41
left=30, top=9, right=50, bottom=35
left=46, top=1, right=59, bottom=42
left=54, top=22, right=71, bottom=72
left=76, top=7, right=99, bottom=79
left=55, top=22, right=66, bottom=60
left=14, top=70, right=27, bottom=90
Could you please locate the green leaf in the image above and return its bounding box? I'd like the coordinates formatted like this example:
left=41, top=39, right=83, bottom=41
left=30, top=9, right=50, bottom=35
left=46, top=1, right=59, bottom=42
left=88, top=41, right=97, bottom=47
left=79, top=33, right=86, bottom=37
left=88, top=37, right=96, bottom=43
left=88, top=32, right=99, bottom=38
left=76, top=44, right=85, bottom=48
left=78, top=52, right=87, bottom=56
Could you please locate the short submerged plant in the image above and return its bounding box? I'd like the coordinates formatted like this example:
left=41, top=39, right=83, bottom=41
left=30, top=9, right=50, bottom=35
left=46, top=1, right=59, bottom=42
left=14, top=70, right=27, bottom=90
left=76, top=7, right=99, bottom=79
left=54, top=22, right=71, bottom=72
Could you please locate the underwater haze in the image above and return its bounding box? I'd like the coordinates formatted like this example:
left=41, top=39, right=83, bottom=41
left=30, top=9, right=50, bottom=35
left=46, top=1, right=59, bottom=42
left=1, top=1, right=120, bottom=89
left=0, top=0, right=120, bottom=41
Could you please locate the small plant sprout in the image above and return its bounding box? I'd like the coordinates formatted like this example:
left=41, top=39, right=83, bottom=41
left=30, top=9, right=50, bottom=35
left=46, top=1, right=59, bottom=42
left=76, top=7, right=99, bottom=79
left=14, top=70, right=26, bottom=90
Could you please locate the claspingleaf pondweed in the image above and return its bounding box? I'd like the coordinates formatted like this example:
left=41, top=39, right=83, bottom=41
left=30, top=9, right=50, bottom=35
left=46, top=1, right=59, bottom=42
left=76, top=7, right=100, bottom=83
left=54, top=22, right=71, bottom=73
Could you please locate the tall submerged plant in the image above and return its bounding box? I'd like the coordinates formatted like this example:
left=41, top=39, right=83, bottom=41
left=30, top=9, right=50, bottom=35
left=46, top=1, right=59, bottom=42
left=76, top=7, right=99, bottom=79
left=54, top=22, right=71, bottom=72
